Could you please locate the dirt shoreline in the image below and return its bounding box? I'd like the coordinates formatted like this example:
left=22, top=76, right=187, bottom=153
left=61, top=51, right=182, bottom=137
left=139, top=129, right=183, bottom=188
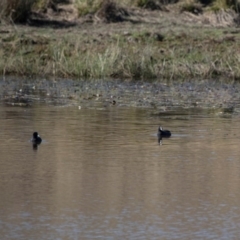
left=1, top=4, right=240, bottom=114
left=1, top=77, right=239, bottom=116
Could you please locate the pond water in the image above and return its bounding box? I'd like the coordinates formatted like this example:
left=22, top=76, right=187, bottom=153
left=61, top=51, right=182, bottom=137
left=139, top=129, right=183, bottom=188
left=0, top=102, right=240, bottom=240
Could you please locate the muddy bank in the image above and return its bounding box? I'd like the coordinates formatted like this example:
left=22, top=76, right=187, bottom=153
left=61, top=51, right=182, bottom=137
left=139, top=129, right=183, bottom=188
left=1, top=77, right=239, bottom=116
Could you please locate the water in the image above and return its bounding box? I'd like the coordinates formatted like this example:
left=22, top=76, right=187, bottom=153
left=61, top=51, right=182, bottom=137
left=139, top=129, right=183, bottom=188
left=0, top=103, right=240, bottom=240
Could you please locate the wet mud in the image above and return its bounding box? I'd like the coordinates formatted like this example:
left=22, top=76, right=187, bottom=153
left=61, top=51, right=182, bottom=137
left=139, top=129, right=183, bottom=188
left=0, top=77, right=239, bottom=116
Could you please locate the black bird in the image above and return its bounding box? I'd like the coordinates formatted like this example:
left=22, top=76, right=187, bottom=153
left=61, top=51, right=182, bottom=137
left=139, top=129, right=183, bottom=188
left=158, top=126, right=171, bottom=144
left=158, top=126, right=171, bottom=137
left=32, top=132, right=42, bottom=144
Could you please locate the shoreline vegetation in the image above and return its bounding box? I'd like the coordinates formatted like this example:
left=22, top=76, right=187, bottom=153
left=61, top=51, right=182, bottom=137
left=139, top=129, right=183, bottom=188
left=1, top=0, right=240, bottom=81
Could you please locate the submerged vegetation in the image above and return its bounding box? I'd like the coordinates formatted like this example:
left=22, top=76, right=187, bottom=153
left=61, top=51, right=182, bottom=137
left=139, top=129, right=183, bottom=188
left=0, top=0, right=240, bottom=80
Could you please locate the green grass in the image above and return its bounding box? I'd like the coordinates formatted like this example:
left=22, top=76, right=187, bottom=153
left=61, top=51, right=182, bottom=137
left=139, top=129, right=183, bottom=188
left=1, top=24, right=240, bottom=80
left=0, top=0, right=240, bottom=80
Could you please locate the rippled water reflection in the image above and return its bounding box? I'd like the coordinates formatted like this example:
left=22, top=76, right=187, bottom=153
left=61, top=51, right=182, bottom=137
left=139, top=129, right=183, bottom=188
left=1, top=103, right=240, bottom=240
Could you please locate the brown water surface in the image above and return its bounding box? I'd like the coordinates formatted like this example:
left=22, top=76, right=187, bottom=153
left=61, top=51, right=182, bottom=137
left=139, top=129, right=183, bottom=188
left=0, top=103, right=240, bottom=240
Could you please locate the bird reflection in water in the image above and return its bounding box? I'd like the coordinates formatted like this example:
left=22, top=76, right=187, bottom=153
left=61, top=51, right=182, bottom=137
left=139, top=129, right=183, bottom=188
left=32, top=142, right=40, bottom=150
left=31, top=132, right=42, bottom=150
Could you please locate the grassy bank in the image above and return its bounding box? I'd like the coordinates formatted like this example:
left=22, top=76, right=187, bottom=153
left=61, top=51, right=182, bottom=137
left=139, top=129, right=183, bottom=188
left=1, top=23, right=239, bottom=80
left=0, top=0, right=240, bottom=80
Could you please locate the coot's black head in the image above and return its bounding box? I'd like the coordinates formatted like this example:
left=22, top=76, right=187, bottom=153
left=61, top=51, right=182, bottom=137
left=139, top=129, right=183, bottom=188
left=32, top=132, right=42, bottom=144
left=33, top=132, right=39, bottom=139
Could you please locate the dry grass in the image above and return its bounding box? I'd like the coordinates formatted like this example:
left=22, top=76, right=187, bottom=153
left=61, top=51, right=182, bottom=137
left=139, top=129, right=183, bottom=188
left=0, top=0, right=238, bottom=23
left=0, top=0, right=239, bottom=80
left=1, top=22, right=240, bottom=80
left=0, top=0, right=45, bottom=22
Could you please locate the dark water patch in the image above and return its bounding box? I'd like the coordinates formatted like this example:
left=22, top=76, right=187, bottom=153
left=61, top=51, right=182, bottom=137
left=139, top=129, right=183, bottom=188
left=153, top=106, right=235, bottom=119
